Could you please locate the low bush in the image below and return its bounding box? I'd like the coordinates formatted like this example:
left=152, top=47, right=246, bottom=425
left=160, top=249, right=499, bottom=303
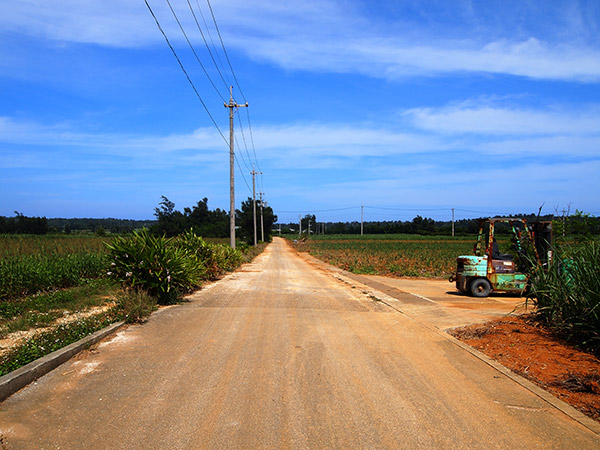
left=528, top=240, right=600, bottom=354
left=105, top=229, right=206, bottom=304
left=177, top=230, right=242, bottom=278
left=117, top=288, right=157, bottom=323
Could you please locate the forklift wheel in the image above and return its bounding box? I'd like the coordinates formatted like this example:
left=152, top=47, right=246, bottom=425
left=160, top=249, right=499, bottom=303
left=469, top=278, right=491, bottom=298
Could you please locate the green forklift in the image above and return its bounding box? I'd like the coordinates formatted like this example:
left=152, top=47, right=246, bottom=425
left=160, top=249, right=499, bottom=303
left=450, top=218, right=553, bottom=297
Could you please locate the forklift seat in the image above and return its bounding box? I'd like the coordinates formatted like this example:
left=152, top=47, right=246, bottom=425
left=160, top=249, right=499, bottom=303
left=492, top=238, right=513, bottom=261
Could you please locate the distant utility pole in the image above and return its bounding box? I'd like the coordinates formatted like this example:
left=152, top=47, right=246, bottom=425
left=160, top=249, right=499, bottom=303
left=452, top=208, right=455, bottom=237
left=259, top=192, right=265, bottom=242
left=250, top=169, right=262, bottom=246
left=225, top=86, right=248, bottom=249
left=299, top=215, right=302, bottom=236
left=361, top=205, right=364, bottom=236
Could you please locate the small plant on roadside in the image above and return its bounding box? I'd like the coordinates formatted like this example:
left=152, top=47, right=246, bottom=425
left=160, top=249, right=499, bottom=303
left=117, top=287, right=157, bottom=323
left=0, top=309, right=121, bottom=376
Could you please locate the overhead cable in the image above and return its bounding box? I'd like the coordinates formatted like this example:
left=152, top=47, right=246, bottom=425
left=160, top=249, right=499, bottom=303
left=144, top=0, right=228, bottom=146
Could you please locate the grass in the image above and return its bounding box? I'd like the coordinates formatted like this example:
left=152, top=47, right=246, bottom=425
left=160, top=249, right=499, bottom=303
left=0, top=234, right=109, bottom=300
left=0, top=308, right=122, bottom=376
left=293, top=234, right=475, bottom=278
left=0, top=234, right=108, bottom=258
left=0, top=278, right=118, bottom=338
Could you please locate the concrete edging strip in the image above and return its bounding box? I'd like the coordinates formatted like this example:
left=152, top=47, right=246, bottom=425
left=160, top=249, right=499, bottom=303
left=0, top=321, right=125, bottom=402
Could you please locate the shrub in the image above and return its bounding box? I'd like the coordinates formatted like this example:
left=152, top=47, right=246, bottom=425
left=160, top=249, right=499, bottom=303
left=528, top=240, right=600, bottom=353
left=177, top=229, right=242, bottom=278
left=117, top=288, right=157, bottom=323
left=105, top=229, right=206, bottom=304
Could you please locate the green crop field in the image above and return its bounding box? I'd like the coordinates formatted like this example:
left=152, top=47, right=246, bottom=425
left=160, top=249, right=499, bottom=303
left=292, top=234, right=477, bottom=278
left=0, top=234, right=109, bottom=300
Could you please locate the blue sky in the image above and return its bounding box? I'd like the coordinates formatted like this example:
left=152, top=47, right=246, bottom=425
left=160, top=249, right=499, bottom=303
left=1, top=0, right=599, bottom=223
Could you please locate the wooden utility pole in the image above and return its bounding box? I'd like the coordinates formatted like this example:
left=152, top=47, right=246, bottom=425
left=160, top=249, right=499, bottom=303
left=250, top=169, right=262, bottom=246
left=452, top=208, right=455, bottom=237
left=259, top=192, right=265, bottom=242
left=361, top=205, right=364, bottom=236
left=225, top=86, right=248, bottom=249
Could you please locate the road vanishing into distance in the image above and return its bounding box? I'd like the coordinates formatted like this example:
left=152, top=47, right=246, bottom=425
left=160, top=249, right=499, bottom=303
left=1, top=238, right=599, bottom=449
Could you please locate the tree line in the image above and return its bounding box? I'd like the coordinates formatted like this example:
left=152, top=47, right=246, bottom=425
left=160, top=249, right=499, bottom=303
left=279, top=212, right=600, bottom=236
left=2, top=207, right=598, bottom=238
left=153, top=196, right=277, bottom=244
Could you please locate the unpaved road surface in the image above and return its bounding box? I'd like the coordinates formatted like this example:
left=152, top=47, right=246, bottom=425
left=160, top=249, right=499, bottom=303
left=1, top=238, right=598, bottom=449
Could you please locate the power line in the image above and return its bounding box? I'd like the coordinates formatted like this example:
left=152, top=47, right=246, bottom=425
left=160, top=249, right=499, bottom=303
left=206, top=0, right=247, bottom=102
left=365, top=206, right=448, bottom=212
left=236, top=113, right=255, bottom=171
left=234, top=133, right=252, bottom=172
left=245, top=110, right=261, bottom=172
left=144, top=0, right=228, bottom=146
left=277, top=206, right=361, bottom=213
left=234, top=153, right=252, bottom=192
left=186, top=0, right=230, bottom=91
left=165, top=0, right=226, bottom=103
left=195, top=0, right=231, bottom=86
left=202, top=0, right=262, bottom=175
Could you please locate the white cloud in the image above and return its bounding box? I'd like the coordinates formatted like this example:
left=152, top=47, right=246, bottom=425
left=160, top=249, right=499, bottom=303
left=2, top=1, right=600, bottom=82
left=404, top=104, right=600, bottom=136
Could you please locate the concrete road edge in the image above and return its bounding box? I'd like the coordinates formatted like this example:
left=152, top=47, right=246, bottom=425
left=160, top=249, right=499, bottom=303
left=0, top=321, right=125, bottom=402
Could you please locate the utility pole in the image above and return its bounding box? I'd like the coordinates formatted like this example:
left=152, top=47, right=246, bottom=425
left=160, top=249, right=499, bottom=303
left=225, top=86, right=248, bottom=249
left=299, top=215, right=302, bottom=236
left=452, top=208, right=455, bottom=237
left=259, top=192, right=265, bottom=242
left=250, top=169, right=262, bottom=246
left=361, top=205, right=364, bottom=236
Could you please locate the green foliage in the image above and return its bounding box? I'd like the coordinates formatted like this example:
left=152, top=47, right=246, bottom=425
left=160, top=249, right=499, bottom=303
left=0, top=279, right=117, bottom=338
left=0, top=309, right=121, bottom=376
left=236, top=197, right=277, bottom=244
left=117, top=288, right=157, bottom=323
left=177, top=230, right=242, bottom=277
left=0, top=212, right=48, bottom=234
left=528, top=240, right=600, bottom=354
left=105, top=229, right=206, bottom=304
left=294, top=235, right=474, bottom=278
left=154, top=196, right=229, bottom=237
left=0, top=252, right=108, bottom=300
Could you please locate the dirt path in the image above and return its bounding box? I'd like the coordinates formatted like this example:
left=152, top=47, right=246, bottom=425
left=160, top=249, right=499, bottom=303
left=0, top=237, right=598, bottom=448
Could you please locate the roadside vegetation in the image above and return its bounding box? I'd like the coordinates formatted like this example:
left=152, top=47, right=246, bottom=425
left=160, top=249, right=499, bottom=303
left=0, top=230, right=265, bottom=376
left=290, top=234, right=474, bottom=278
left=528, top=239, right=600, bottom=355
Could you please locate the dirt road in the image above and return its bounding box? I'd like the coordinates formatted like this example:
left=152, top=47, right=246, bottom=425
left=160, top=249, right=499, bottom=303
left=1, top=237, right=598, bottom=448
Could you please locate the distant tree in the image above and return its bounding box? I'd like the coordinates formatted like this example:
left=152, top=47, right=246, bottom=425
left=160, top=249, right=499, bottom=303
left=154, top=196, right=186, bottom=236
left=236, top=197, right=277, bottom=244
left=153, top=196, right=230, bottom=238
left=301, top=214, right=316, bottom=235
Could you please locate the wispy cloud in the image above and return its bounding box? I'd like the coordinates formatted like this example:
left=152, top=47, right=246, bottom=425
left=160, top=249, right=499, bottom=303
left=404, top=103, right=600, bottom=135
left=2, top=1, right=600, bottom=82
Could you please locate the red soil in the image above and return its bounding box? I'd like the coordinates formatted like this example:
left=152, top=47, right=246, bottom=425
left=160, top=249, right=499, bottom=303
left=450, top=315, right=600, bottom=422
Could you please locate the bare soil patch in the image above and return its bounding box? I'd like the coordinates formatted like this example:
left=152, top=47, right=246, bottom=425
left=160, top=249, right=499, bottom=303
left=450, top=315, right=600, bottom=422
